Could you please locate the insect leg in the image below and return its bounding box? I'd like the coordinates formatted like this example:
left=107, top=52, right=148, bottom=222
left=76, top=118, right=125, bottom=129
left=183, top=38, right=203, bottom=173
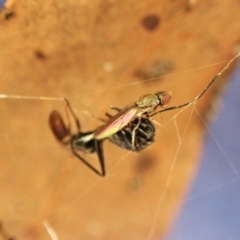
left=131, top=117, right=141, bottom=149
left=71, top=141, right=105, bottom=177
left=64, top=98, right=81, bottom=134
left=106, top=107, right=121, bottom=118
left=105, top=113, right=112, bottom=118
left=95, top=140, right=105, bottom=176
left=150, top=52, right=240, bottom=117
left=110, top=106, right=122, bottom=111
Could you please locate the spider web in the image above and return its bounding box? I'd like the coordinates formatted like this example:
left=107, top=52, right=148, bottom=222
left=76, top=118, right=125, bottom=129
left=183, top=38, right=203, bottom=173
left=166, top=60, right=240, bottom=240
left=1, top=0, right=240, bottom=238
left=0, top=54, right=239, bottom=240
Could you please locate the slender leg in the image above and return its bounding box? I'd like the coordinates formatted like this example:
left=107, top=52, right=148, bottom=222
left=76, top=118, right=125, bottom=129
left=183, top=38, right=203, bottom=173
left=64, top=98, right=81, bottom=134
left=110, top=106, right=122, bottom=111
left=150, top=53, right=240, bottom=117
left=105, top=113, right=112, bottom=118
left=131, top=117, right=141, bottom=149
left=62, top=99, right=106, bottom=176
left=71, top=141, right=105, bottom=177
left=106, top=107, right=121, bottom=118
left=95, top=140, right=105, bottom=176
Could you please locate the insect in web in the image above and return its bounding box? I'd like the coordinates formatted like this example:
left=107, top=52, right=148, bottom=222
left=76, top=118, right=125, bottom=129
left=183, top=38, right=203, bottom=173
left=94, top=52, right=240, bottom=147
left=106, top=108, right=155, bottom=152
left=49, top=52, right=239, bottom=176
left=49, top=99, right=156, bottom=177
left=94, top=91, right=171, bottom=147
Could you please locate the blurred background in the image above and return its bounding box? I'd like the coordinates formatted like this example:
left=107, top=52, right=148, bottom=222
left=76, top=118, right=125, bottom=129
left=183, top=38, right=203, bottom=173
left=0, top=0, right=240, bottom=239
left=166, top=61, right=240, bottom=240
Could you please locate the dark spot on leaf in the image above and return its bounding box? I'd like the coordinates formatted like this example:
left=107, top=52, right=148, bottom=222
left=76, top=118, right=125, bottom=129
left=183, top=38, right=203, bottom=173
left=185, top=0, right=196, bottom=11
left=134, top=69, right=149, bottom=81
left=5, top=11, right=15, bottom=20
left=141, top=14, right=160, bottom=31
left=35, top=50, right=47, bottom=60
left=134, top=60, right=173, bottom=82
left=134, top=154, right=156, bottom=174
left=0, top=7, right=15, bottom=20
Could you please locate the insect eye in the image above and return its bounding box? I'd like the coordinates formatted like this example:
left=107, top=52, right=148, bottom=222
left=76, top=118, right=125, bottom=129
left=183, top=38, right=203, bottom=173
left=155, top=91, right=172, bottom=106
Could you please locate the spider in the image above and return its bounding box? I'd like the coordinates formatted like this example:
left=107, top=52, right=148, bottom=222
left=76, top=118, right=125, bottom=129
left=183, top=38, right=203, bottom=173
left=49, top=100, right=156, bottom=177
